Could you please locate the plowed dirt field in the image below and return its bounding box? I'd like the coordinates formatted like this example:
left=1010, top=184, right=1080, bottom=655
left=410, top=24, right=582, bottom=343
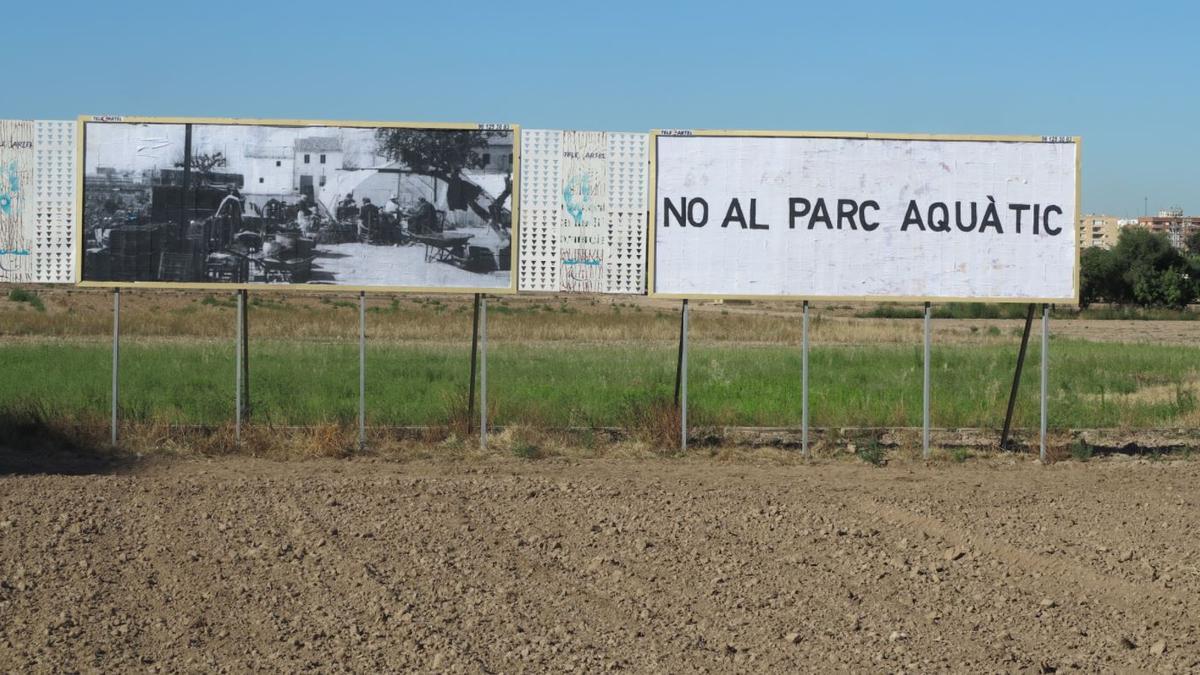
left=1, top=455, right=1197, bottom=672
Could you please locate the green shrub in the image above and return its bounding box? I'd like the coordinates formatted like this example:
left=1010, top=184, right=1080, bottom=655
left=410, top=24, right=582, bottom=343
left=856, top=441, right=886, bottom=466
left=855, top=304, right=923, bottom=319
left=7, top=288, right=44, bottom=312
left=513, top=442, right=542, bottom=460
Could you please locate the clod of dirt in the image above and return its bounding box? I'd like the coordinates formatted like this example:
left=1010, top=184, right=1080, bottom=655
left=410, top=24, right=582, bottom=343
left=1139, top=560, right=1158, bottom=580
left=1150, top=640, right=1167, bottom=656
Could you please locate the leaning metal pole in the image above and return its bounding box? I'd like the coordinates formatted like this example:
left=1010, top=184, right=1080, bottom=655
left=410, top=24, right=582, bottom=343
left=922, top=301, right=931, bottom=459
left=111, top=288, right=120, bottom=446
left=1000, top=304, right=1036, bottom=450
left=674, top=301, right=686, bottom=407
left=802, top=300, right=810, bottom=458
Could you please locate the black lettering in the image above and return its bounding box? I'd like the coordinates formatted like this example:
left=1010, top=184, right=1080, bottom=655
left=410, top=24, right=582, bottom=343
left=928, top=202, right=950, bottom=232
left=749, top=199, right=769, bottom=230
left=859, top=200, right=880, bottom=231
left=980, top=198, right=1003, bottom=233
left=809, top=198, right=832, bottom=230
left=1043, top=205, right=1062, bottom=235
left=836, top=199, right=858, bottom=230
left=721, top=198, right=747, bottom=229
left=663, top=198, right=686, bottom=227
left=901, top=200, right=925, bottom=231
left=954, top=201, right=977, bottom=232
left=688, top=198, right=709, bottom=227
left=1009, top=203, right=1030, bottom=234
left=789, top=198, right=810, bottom=229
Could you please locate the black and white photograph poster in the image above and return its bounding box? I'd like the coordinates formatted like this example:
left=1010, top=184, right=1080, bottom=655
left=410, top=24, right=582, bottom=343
left=80, top=118, right=516, bottom=291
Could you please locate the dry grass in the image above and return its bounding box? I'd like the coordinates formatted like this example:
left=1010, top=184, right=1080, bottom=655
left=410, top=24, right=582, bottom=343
left=2, top=402, right=1187, bottom=470
left=1, top=287, right=1029, bottom=346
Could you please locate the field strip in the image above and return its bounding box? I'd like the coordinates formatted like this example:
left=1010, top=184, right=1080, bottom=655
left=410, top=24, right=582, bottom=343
left=857, top=498, right=1197, bottom=623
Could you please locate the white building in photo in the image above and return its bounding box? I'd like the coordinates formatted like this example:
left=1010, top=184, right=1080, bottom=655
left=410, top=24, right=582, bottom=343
left=480, top=135, right=515, bottom=173
left=243, top=145, right=294, bottom=194
left=294, top=137, right=343, bottom=198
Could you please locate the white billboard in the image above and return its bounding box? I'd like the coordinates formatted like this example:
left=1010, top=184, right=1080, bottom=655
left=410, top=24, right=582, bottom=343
left=651, top=132, right=1080, bottom=301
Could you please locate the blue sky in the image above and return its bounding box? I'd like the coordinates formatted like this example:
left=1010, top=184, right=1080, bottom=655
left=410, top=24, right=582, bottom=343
left=3, top=1, right=1195, bottom=216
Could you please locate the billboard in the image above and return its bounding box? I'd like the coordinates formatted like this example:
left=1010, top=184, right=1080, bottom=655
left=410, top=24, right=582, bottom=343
left=519, top=130, right=647, bottom=293
left=78, top=117, right=518, bottom=292
left=0, top=120, right=77, bottom=284
left=650, top=131, right=1080, bottom=302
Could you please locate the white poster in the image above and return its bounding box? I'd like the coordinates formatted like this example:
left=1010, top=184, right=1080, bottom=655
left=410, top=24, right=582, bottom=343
left=519, top=130, right=647, bottom=293
left=652, top=133, right=1079, bottom=301
left=0, top=120, right=76, bottom=284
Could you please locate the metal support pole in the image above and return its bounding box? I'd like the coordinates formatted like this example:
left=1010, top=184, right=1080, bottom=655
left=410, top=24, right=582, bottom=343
left=1000, top=304, right=1036, bottom=450
left=241, top=290, right=250, bottom=421
left=480, top=296, right=488, bottom=450
left=674, top=302, right=686, bottom=407
left=359, top=291, right=366, bottom=451
left=922, top=301, right=931, bottom=459
left=468, top=294, right=481, bottom=434
left=235, top=290, right=244, bottom=446
left=111, top=288, right=120, bottom=446
left=681, top=299, right=689, bottom=451
left=1040, top=304, right=1049, bottom=462
left=802, top=300, right=810, bottom=458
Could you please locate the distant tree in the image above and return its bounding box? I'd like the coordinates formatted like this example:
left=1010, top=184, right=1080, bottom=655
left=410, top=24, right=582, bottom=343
left=1186, top=229, right=1200, bottom=256
left=1084, top=228, right=1199, bottom=308
left=1079, top=247, right=1120, bottom=308
left=176, top=152, right=227, bottom=175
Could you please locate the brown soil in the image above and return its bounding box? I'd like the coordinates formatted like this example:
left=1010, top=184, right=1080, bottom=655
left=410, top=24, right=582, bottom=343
left=1, top=455, right=1197, bottom=672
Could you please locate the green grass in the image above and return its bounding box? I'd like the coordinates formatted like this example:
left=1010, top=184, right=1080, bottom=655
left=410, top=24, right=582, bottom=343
left=0, top=339, right=1197, bottom=429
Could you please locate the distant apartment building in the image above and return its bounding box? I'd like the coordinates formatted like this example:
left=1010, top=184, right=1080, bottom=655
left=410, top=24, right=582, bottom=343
left=1135, top=208, right=1200, bottom=250
left=1077, top=214, right=1121, bottom=249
